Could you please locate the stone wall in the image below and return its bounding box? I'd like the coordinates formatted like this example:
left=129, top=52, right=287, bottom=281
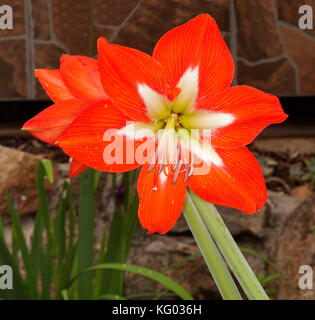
left=0, top=0, right=314, bottom=100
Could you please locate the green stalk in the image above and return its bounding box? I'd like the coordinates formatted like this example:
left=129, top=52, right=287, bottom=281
left=188, top=189, right=269, bottom=300
left=183, top=192, right=242, bottom=300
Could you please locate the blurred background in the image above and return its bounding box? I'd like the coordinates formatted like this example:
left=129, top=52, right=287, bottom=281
left=0, top=0, right=314, bottom=100
left=0, top=0, right=314, bottom=300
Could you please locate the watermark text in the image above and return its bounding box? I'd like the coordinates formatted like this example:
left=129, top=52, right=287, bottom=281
left=0, top=5, right=13, bottom=30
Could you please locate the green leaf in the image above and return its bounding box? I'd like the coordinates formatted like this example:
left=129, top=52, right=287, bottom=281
left=61, top=289, right=69, bottom=300
left=102, top=171, right=139, bottom=296
left=265, top=288, right=277, bottom=294
left=6, top=191, right=39, bottom=299
left=60, top=185, right=77, bottom=300
left=93, top=226, right=107, bottom=299
left=40, top=159, right=54, bottom=183
left=123, top=174, right=139, bottom=254
left=70, top=263, right=194, bottom=300
left=34, top=160, right=57, bottom=299
left=137, top=252, right=201, bottom=299
left=102, top=209, right=126, bottom=295
left=36, top=162, right=55, bottom=256
left=54, top=182, right=68, bottom=270
left=306, top=157, right=315, bottom=175
left=0, top=213, right=27, bottom=299
left=94, top=170, right=102, bottom=191
left=11, top=218, right=20, bottom=269
left=260, top=273, right=280, bottom=286
left=31, top=203, right=44, bottom=273
left=240, top=248, right=279, bottom=273
left=99, top=294, right=127, bottom=300
left=78, top=169, right=95, bottom=299
left=40, top=249, right=53, bottom=299
left=52, top=182, right=70, bottom=298
left=60, top=187, right=77, bottom=294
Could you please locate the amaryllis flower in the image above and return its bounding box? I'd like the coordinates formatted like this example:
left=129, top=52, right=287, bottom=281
left=24, top=14, right=287, bottom=234
left=22, top=55, right=111, bottom=178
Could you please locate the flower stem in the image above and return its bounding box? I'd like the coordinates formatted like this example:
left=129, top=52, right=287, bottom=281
left=183, top=192, right=242, bottom=300
left=188, top=189, right=269, bottom=300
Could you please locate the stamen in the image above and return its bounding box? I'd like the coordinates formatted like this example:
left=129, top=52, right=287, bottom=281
left=158, top=148, right=166, bottom=165
left=189, top=153, right=194, bottom=176
left=158, top=148, right=166, bottom=174
left=148, top=147, right=166, bottom=173
left=148, top=149, right=159, bottom=172
left=184, top=159, right=189, bottom=183
left=176, top=145, right=180, bottom=164
left=172, top=145, right=180, bottom=172
left=172, top=160, right=182, bottom=184
left=158, top=163, right=164, bottom=174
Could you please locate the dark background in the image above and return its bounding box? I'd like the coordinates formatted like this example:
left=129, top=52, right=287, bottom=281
left=0, top=0, right=314, bottom=101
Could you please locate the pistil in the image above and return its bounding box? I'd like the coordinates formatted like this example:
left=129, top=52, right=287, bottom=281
left=148, top=112, right=198, bottom=184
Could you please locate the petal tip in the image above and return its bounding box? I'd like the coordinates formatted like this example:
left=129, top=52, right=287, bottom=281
left=145, top=227, right=169, bottom=235
left=21, top=126, right=31, bottom=132
left=68, top=171, right=76, bottom=179
left=34, top=68, right=53, bottom=79
left=194, top=13, right=214, bottom=22
left=34, top=68, right=40, bottom=77
left=21, top=119, right=34, bottom=131
left=60, top=53, right=70, bottom=61
left=97, top=37, right=109, bottom=51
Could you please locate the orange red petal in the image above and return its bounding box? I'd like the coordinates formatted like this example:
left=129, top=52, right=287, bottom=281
left=188, top=147, right=267, bottom=214
left=97, top=38, right=168, bottom=122
left=153, top=14, right=234, bottom=103
left=137, top=164, right=187, bottom=234
left=200, top=86, right=288, bottom=149
left=34, top=69, right=75, bottom=103
left=22, top=99, right=91, bottom=145
left=58, top=101, right=142, bottom=172
left=69, top=159, right=89, bottom=178
left=60, top=55, right=108, bottom=101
